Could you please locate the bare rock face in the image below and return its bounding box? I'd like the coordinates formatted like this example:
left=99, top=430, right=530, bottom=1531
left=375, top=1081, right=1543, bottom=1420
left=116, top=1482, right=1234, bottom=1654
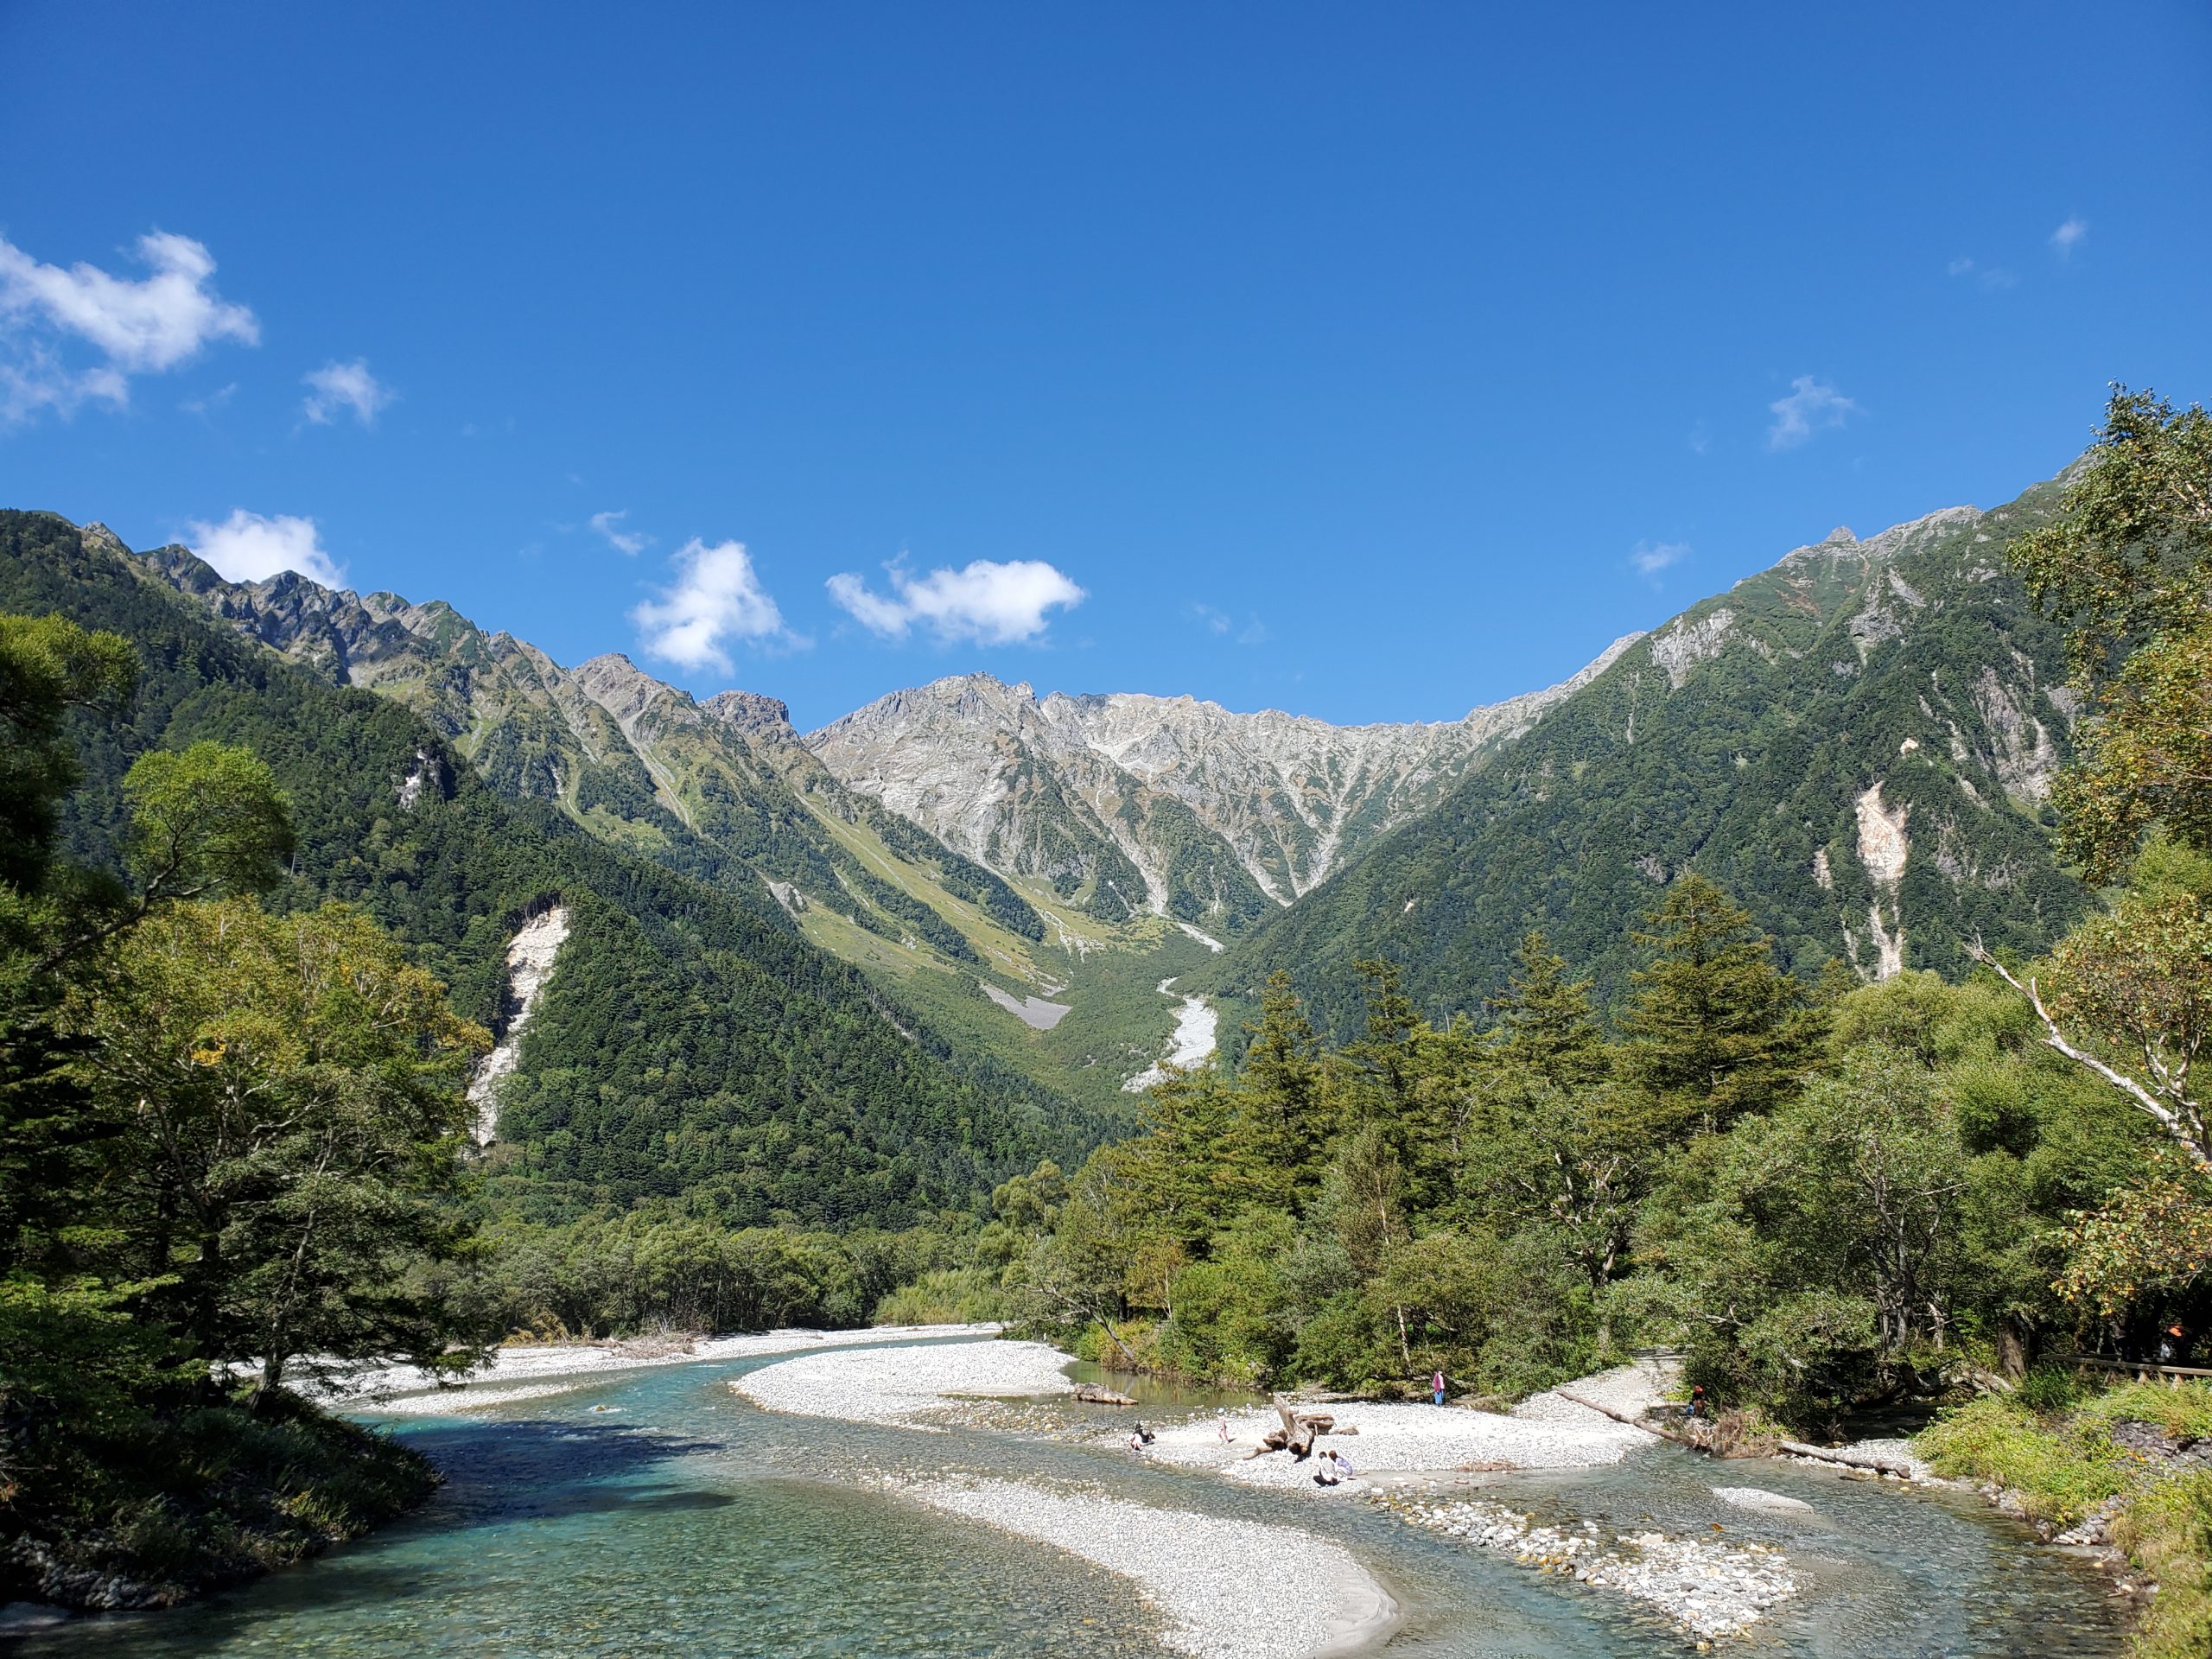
left=468, top=905, right=571, bottom=1144
left=1649, top=608, right=1737, bottom=690
left=804, top=636, right=1642, bottom=929
left=1853, top=782, right=1911, bottom=979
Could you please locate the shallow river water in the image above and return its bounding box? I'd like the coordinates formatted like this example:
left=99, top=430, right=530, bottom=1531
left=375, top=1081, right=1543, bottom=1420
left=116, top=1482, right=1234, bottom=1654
left=16, top=1335, right=2127, bottom=1659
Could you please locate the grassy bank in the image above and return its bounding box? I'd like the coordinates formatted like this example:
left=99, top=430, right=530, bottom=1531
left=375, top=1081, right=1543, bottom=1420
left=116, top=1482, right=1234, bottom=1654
left=1, top=1380, right=436, bottom=1612
left=1915, top=1376, right=2212, bottom=1658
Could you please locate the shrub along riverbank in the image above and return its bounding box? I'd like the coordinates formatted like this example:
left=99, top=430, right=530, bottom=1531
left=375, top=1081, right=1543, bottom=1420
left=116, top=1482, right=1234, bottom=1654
left=1916, top=1376, right=2212, bottom=1659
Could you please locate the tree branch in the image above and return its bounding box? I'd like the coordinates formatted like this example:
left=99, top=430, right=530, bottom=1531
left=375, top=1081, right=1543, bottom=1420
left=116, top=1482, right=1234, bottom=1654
left=1971, top=944, right=2211, bottom=1169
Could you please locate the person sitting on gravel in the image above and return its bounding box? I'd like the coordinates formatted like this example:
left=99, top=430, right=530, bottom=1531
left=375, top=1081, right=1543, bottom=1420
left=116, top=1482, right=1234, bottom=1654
left=1126, top=1429, right=1147, bottom=1453
left=1313, top=1451, right=1343, bottom=1487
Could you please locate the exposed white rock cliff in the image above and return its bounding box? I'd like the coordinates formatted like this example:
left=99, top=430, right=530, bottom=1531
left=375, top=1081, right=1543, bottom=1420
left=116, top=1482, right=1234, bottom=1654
left=1648, top=608, right=1737, bottom=689
left=467, top=906, right=570, bottom=1144
left=1853, top=784, right=1910, bottom=979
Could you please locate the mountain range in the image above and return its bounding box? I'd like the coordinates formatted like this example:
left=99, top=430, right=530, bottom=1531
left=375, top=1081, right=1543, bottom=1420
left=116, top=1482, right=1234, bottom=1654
left=8, top=457, right=2091, bottom=1169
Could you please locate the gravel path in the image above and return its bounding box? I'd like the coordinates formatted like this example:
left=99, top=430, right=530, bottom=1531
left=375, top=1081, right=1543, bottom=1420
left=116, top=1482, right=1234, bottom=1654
left=732, top=1337, right=1077, bottom=1426
left=905, top=1477, right=1396, bottom=1659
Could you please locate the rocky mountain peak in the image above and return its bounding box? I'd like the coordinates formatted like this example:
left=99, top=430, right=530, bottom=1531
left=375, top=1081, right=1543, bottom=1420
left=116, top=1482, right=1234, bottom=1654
left=703, top=689, right=797, bottom=737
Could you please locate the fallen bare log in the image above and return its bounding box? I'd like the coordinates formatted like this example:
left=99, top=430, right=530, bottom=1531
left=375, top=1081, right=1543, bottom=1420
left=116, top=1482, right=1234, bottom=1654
left=1775, top=1440, right=1916, bottom=1478
left=1072, top=1384, right=1137, bottom=1405
left=1557, top=1390, right=1675, bottom=1439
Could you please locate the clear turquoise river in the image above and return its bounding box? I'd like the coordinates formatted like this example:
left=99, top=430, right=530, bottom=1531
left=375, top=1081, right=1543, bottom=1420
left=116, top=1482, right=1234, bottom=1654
left=15, top=1337, right=2126, bottom=1658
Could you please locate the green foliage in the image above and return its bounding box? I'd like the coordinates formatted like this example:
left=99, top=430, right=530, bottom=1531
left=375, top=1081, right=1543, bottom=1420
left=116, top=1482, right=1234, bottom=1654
left=1916, top=1376, right=2212, bottom=1657
left=1620, top=874, right=1821, bottom=1135
left=2012, top=386, right=2212, bottom=881
left=121, top=741, right=293, bottom=905
left=0, top=612, right=134, bottom=897
left=67, top=898, right=488, bottom=1396
left=0, top=596, right=469, bottom=1606
left=1021, top=871, right=2158, bottom=1419
left=451, top=1207, right=947, bottom=1337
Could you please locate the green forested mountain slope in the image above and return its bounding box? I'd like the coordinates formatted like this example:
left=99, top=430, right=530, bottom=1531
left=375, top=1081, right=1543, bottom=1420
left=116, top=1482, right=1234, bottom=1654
left=126, top=535, right=1044, bottom=957
left=117, top=534, right=1203, bottom=1113
left=0, top=511, right=1093, bottom=1227
left=1203, top=480, right=2089, bottom=1039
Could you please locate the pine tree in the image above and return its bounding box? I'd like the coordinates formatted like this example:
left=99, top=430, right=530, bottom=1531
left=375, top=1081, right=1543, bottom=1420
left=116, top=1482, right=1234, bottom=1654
left=1234, top=971, right=1330, bottom=1194
left=1620, top=874, right=1821, bottom=1135
left=1487, top=931, right=1609, bottom=1090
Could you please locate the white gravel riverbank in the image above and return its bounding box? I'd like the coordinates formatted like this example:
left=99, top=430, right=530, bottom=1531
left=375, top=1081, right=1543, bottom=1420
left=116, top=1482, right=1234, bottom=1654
left=904, top=1478, right=1397, bottom=1659
left=1146, top=1359, right=1675, bottom=1490
left=332, top=1323, right=1003, bottom=1408
left=738, top=1339, right=1400, bottom=1657
left=732, top=1337, right=1077, bottom=1426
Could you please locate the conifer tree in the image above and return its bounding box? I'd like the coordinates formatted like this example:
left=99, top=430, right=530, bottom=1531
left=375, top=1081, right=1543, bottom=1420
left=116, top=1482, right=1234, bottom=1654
left=1487, top=931, right=1609, bottom=1091
left=1234, top=971, right=1330, bottom=1195
left=1620, top=874, right=1820, bottom=1135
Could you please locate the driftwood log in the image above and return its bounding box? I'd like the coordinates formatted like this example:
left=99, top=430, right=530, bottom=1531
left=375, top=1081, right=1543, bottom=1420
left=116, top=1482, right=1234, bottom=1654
left=1559, top=1389, right=1916, bottom=1476
left=1774, top=1440, right=1917, bottom=1478
left=1072, top=1384, right=1137, bottom=1406
left=1557, top=1389, right=1679, bottom=1440
left=1245, top=1403, right=1338, bottom=1460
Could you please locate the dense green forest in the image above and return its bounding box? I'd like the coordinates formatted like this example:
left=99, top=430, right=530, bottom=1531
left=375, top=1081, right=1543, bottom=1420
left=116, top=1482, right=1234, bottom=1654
left=1204, top=474, right=2088, bottom=1042
left=0, top=512, right=1099, bottom=1231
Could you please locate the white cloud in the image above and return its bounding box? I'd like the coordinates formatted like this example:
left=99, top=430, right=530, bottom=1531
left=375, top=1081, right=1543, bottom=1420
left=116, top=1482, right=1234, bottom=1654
left=632, top=538, right=794, bottom=673
left=182, top=381, right=238, bottom=416
left=1192, top=601, right=1267, bottom=645
left=1767, top=376, right=1859, bottom=450
left=1947, top=256, right=2018, bottom=289
left=185, top=509, right=345, bottom=588
left=1631, top=540, right=1690, bottom=577
left=828, top=558, right=1086, bottom=645
left=589, top=509, right=650, bottom=556
left=2050, top=216, right=2088, bottom=257
left=0, top=231, right=257, bottom=420
left=302, top=358, right=396, bottom=426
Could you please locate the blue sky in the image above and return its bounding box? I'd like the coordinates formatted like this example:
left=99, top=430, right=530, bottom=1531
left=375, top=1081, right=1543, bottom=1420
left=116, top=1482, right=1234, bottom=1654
left=3, top=4, right=2208, bottom=729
